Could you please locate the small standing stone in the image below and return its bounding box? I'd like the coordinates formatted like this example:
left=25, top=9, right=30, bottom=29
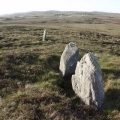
left=43, top=30, right=47, bottom=41
left=72, top=52, right=104, bottom=108
left=59, top=42, right=79, bottom=77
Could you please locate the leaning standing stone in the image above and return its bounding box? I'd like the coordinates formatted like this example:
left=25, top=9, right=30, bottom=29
left=72, top=52, right=104, bottom=108
left=59, top=42, right=79, bottom=77
left=43, top=30, right=47, bottom=41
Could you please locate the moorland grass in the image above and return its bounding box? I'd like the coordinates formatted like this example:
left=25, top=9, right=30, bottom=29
left=0, top=12, right=120, bottom=120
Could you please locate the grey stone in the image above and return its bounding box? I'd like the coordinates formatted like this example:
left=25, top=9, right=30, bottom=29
left=43, top=30, right=47, bottom=41
left=59, top=42, right=79, bottom=77
left=72, top=52, right=104, bottom=108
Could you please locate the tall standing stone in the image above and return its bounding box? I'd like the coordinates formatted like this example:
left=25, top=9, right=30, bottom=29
left=72, top=52, right=104, bottom=108
left=59, top=42, right=79, bottom=77
left=43, top=30, right=47, bottom=41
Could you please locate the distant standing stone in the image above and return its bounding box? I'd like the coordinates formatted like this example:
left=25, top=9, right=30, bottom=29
left=72, top=52, right=104, bottom=108
left=43, top=30, right=47, bottom=41
left=59, top=42, right=79, bottom=77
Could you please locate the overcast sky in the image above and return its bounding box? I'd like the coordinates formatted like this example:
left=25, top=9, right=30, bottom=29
left=0, top=0, right=120, bottom=15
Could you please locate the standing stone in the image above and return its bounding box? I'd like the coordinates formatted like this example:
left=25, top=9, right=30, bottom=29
left=43, top=30, right=47, bottom=41
left=59, top=42, right=79, bottom=77
left=72, top=52, right=104, bottom=108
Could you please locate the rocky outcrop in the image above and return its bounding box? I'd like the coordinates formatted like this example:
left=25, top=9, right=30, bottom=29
left=59, top=42, right=79, bottom=77
left=72, top=52, right=104, bottom=108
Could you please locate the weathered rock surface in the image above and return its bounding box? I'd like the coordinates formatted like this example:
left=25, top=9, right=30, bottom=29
left=43, top=30, right=47, bottom=41
left=59, top=42, right=79, bottom=77
left=72, top=52, right=104, bottom=108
